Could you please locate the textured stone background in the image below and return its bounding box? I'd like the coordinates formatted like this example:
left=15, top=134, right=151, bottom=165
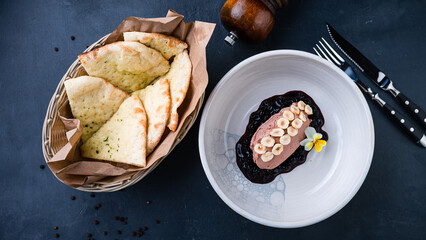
left=0, top=0, right=425, bottom=239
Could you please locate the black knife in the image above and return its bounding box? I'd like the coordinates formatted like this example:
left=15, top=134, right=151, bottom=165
left=326, top=23, right=426, bottom=130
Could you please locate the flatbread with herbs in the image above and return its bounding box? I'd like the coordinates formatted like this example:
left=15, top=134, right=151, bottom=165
left=78, top=41, right=170, bottom=92
left=80, top=95, right=148, bottom=167
left=64, top=76, right=128, bottom=142
left=123, top=32, right=188, bottom=60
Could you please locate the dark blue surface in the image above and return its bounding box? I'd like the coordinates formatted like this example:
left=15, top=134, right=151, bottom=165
left=1, top=0, right=425, bottom=239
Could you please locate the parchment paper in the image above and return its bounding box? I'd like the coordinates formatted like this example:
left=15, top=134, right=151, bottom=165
left=47, top=10, right=215, bottom=188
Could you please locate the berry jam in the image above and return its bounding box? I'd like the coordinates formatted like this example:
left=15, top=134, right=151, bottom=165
left=235, top=91, right=328, bottom=184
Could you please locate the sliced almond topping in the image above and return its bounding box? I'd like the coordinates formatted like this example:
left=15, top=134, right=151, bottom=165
left=292, top=118, right=303, bottom=129
left=280, top=134, right=291, bottom=145
left=287, top=126, right=298, bottom=136
left=261, top=152, right=274, bottom=162
left=299, top=112, right=307, bottom=122
left=282, top=110, right=294, bottom=121
left=290, top=104, right=300, bottom=114
left=272, top=144, right=284, bottom=155
left=277, top=118, right=289, bottom=129
left=260, top=136, right=275, bottom=147
left=254, top=143, right=266, bottom=154
left=297, top=101, right=306, bottom=110
left=305, top=105, right=313, bottom=115
left=270, top=128, right=284, bottom=137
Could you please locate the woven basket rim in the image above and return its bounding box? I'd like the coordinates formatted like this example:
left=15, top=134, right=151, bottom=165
left=41, top=33, right=205, bottom=192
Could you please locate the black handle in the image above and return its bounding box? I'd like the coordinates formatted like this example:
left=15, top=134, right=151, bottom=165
left=395, top=92, right=426, bottom=130
left=382, top=103, right=424, bottom=143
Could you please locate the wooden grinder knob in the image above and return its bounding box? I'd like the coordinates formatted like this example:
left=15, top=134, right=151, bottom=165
left=220, top=0, right=288, bottom=45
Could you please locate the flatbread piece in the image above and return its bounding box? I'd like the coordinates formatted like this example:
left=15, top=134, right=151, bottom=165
left=133, top=78, right=171, bottom=154
left=80, top=95, right=148, bottom=167
left=78, top=41, right=170, bottom=92
left=123, top=32, right=188, bottom=60
left=163, top=50, right=192, bottom=131
left=64, top=76, right=128, bottom=142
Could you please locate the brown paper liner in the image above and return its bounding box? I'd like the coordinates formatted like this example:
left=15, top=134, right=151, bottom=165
left=47, top=10, right=215, bottom=188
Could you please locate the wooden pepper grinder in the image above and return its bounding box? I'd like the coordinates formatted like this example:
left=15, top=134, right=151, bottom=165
left=220, top=0, right=288, bottom=45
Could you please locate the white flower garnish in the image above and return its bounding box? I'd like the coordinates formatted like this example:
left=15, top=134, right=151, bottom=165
left=300, top=127, right=327, bottom=152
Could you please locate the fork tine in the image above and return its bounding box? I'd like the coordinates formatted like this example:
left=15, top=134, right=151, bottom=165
left=313, top=48, right=322, bottom=58
left=321, top=37, right=345, bottom=62
left=315, top=44, right=333, bottom=64
left=319, top=41, right=341, bottom=65
left=313, top=47, right=330, bottom=63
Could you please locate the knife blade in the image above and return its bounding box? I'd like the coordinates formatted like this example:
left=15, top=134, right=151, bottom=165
left=326, top=23, right=426, bottom=130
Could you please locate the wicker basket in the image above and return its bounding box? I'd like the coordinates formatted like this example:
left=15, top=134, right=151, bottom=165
left=42, top=34, right=204, bottom=192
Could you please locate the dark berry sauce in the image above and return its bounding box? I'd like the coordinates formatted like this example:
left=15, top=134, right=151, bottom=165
left=235, top=91, right=328, bottom=184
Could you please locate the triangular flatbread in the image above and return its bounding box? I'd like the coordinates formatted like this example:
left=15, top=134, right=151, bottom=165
left=78, top=41, right=170, bottom=92
left=80, top=95, right=148, bottom=167
left=163, top=50, right=192, bottom=131
left=64, top=76, right=128, bottom=142
left=133, top=78, right=171, bottom=154
left=123, top=32, right=188, bottom=60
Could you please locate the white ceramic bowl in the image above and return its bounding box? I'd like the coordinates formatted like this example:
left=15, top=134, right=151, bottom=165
left=198, top=50, right=374, bottom=228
